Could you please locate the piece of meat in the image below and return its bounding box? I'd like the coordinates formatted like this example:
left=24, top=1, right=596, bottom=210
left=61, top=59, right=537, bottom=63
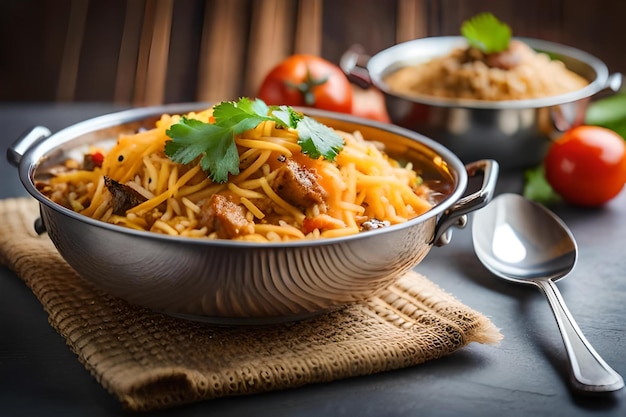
left=360, top=218, right=391, bottom=231
left=104, top=176, right=147, bottom=215
left=484, top=40, right=526, bottom=70
left=198, top=194, right=255, bottom=239
left=272, top=159, right=327, bottom=209
left=82, top=152, right=104, bottom=171
left=464, top=39, right=526, bottom=70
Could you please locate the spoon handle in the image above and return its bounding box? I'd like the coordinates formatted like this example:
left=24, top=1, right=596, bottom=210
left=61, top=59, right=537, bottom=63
left=536, top=279, right=624, bottom=392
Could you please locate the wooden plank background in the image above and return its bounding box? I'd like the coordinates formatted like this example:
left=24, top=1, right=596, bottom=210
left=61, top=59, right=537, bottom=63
left=0, top=0, right=623, bottom=104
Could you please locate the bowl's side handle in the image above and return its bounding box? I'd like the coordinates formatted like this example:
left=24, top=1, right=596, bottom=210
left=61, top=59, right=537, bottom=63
left=433, top=159, right=500, bottom=247
left=340, top=44, right=373, bottom=89
left=551, top=73, right=623, bottom=134
left=606, top=73, right=623, bottom=92
left=6, top=126, right=52, bottom=167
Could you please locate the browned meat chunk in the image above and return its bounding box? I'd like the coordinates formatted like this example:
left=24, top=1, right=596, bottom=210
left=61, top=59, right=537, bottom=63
left=198, top=194, right=255, bottom=239
left=104, top=176, right=147, bottom=215
left=484, top=40, right=525, bottom=70
left=465, top=39, right=525, bottom=70
left=82, top=153, right=99, bottom=171
left=272, top=159, right=327, bottom=209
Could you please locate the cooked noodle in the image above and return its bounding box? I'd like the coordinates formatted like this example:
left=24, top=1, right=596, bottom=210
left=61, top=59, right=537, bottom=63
left=39, top=108, right=434, bottom=241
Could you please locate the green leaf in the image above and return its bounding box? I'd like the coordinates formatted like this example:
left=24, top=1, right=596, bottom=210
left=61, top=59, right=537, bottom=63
left=212, top=98, right=273, bottom=134
left=270, top=105, right=303, bottom=128
left=296, top=116, right=343, bottom=161
left=523, top=165, right=561, bottom=206
left=165, top=117, right=240, bottom=183
left=461, top=12, right=512, bottom=54
left=585, top=93, right=626, bottom=140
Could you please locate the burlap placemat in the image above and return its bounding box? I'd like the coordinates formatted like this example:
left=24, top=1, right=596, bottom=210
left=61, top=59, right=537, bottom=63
left=0, top=197, right=502, bottom=412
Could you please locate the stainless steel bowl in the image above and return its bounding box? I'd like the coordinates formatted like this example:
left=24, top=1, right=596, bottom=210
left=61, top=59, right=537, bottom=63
left=342, top=36, right=622, bottom=170
left=8, top=104, right=498, bottom=324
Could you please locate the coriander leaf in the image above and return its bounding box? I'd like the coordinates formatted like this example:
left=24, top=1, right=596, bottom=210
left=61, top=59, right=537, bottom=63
left=461, top=12, right=511, bottom=54
left=296, top=116, right=343, bottom=161
left=212, top=98, right=272, bottom=134
left=248, top=97, right=271, bottom=117
left=523, top=165, right=561, bottom=206
left=165, top=117, right=239, bottom=183
left=270, top=105, right=303, bottom=128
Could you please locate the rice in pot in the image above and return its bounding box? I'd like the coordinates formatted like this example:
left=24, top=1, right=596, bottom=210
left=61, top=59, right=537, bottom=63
left=384, top=40, right=589, bottom=101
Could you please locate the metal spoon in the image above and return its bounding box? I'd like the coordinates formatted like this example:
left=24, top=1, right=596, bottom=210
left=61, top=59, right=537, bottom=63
left=472, top=193, right=624, bottom=393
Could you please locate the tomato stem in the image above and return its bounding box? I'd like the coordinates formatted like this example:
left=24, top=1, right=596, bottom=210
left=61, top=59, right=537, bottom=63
left=284, top=66, right=328, bottom=106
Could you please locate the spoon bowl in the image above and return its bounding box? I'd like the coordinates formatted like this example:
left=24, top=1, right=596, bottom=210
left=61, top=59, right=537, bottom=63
left=473, top=192, right=578, bottom=284
left=472, top=193, right=624, bottom=393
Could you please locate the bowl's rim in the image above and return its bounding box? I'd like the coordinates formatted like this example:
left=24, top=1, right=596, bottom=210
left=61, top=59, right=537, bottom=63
left=19, top=103, right=468, bottom=248
left=368, top=35, right=612, bottom=109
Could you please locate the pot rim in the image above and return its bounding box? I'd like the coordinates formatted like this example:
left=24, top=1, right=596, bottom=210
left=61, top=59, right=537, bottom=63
left=367, top=36, right=617, bottom=109
left=17, top=103, right=470, bottom=248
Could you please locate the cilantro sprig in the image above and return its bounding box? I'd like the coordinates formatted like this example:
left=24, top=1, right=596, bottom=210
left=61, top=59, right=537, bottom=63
left=164, top=118, right=240, bottom=183
left=461, top=12, right=512, bottom=54
left=164, top=98, right=344, bottom=183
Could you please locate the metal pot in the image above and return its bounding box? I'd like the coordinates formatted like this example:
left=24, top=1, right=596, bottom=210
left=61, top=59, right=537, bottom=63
left=8, top=104, right=498, bottom=324
left=342, top=36, right=622, bottom=170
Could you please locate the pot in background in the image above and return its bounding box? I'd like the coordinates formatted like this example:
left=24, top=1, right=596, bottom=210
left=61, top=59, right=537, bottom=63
left=8, top=104, right=498, bottom=325
left=342, top=37, right=622, bottom=170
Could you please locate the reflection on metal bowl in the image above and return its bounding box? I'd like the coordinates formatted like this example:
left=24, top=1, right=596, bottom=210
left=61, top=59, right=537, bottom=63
left=342, top=37, right=622, bottom=170
left=8, top=104, right=498, bottom=324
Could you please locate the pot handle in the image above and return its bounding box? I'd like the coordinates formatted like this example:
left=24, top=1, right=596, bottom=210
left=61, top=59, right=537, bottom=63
left=551, top=72, right=623, bottom=133
left=6, top=126, right=52, bottom=166
left=340, top=44, right=373, bottom=89
left=433, top=159, right=499, bottom=247
left=606, top=72, right=623, bottom=92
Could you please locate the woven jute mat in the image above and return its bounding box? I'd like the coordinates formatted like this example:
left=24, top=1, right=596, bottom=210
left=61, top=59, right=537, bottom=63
left=0, top=197, right=502, bottom=411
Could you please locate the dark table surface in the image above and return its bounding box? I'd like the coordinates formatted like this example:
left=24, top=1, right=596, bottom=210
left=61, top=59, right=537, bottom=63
left=1, top=103, right=625, bottom=416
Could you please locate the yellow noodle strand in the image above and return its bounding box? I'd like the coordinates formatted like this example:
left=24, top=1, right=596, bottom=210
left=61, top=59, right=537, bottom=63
left=259, top=177, right=305, bottom=224
left=234, top=138, right=293, bottom=156
left=240, top=197, right=265, bottom=219
left=143, top=156, right=159, bottom=192
left=178, top=177, right=213, bottom=197
left=227, top=183, right=265, bottom=199
left=156, top=160, right=170, bottom=194
left=152, top=220, right=179, bottom=235
left=254, top=223, right=305, bottom=239
left=234, top=150, right=272, bottom=183
left=80, top=176, right=107, bottom=217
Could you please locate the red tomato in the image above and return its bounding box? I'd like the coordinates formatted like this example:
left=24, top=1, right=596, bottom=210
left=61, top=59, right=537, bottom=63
left=90, top=151, right=104, bottom=167
left=258, top=55, right=353, bottom=114
left=350, top=84, right=391, bottom=123
left=544, top=126, right=626, bottom=207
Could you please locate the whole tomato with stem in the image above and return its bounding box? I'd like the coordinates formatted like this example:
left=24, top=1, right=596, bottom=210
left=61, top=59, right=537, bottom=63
left=258, top=54, right=353, bottom=114
left=544, top=125, right=626, bottom=207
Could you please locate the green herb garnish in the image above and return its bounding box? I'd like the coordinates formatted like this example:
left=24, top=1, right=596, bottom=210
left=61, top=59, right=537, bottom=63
left=523, top=165, right=561, bottom=206
left=164, top=98, right=344, bottom=183
left=461, top=12, right=512, bottom=54
left=585, top=93, right=626, bottom=140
